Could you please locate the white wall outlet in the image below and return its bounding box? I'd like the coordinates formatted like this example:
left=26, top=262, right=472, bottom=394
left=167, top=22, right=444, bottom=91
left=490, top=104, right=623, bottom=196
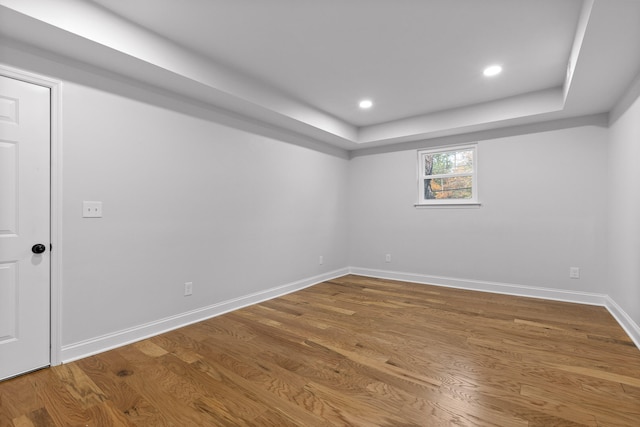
left=184, top=282, right=193, bottom=296
left=319, top=255, right=324, bottom=265
left=569, top=267, right=580, bottom=279
left=82, top=201, right=103, bottom=218
left=385, top=254, right=391, bottom=263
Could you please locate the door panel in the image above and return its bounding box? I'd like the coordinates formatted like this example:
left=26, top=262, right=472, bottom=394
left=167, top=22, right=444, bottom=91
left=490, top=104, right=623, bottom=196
left=0, top=262, right=17, bottom=341
left=0, top=75, right=50, bottom=381
left=0, top=140, right=18, bottom=233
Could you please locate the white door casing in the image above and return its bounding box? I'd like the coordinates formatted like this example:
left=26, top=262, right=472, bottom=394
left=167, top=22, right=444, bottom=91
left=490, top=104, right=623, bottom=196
left=0, top=74, right=51, bottom=380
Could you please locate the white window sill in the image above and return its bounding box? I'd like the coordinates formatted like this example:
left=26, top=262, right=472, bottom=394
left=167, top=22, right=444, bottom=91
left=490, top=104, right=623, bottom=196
left=414, top=202, right=482, bottom=209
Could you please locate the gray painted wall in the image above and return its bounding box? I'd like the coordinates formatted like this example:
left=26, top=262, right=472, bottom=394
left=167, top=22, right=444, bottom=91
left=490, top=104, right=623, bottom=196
left=348, top=126, right=609, bottom=294
left=61, top=81, right=350, bottom=345
left=608, top=84, right=640, bottom=327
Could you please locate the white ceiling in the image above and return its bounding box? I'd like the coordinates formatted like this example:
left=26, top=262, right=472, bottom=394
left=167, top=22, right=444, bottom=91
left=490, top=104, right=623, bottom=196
left=90, top=0, right=583, bottom=127
left=1, top=0, right=640, bottom=150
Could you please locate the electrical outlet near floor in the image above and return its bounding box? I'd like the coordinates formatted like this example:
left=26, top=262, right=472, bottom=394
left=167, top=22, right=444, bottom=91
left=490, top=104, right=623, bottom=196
left=385, top=254, right=391, bottom=263
left=319, top=255, right=324, bottom=265
left=184, top=282, right=193, bottom=296
left=569, top=267, right=580, bottom=279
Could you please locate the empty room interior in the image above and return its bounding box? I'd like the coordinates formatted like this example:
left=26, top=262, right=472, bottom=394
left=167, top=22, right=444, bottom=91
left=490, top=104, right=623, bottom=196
left=1, top=0, right=640, bottom=425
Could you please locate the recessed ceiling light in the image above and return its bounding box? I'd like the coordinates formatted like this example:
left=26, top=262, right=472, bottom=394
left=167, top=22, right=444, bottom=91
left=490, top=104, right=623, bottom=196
left=359, top=99, right=373, bottom=109
left=483, top=65, right=502, bottom=77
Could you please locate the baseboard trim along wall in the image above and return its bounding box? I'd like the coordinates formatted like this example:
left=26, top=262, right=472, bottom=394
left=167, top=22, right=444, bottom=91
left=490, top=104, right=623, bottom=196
left=60, top=266, right=640, bottom=363
left=604, top=296, right=640, bottom=350
left=348, top=267, right=640, bottom=350
left=60, top=268, right=350, bottom=363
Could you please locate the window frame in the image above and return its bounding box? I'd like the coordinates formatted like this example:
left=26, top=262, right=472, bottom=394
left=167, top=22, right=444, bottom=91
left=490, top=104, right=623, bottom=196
left=416, top=144, right=479, bottom=206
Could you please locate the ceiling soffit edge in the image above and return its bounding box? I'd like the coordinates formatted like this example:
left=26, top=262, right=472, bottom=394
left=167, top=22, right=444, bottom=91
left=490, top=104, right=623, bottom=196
left=0, top=0, right=596, bottom=149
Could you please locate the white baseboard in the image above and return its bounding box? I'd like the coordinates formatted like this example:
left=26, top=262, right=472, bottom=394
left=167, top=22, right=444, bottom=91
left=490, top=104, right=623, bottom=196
left=60, top=266, right=640, bottom=363
left=349, top=267, right=608, bottom=305
left=604, top=296, right=640, bottom=349
left=349, top=266, right=640, bottom=350
left=60, top=268, right=349, bottom=363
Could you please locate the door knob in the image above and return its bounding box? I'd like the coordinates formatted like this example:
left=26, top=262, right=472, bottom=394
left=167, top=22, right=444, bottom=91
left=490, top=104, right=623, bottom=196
left=32, top=244, right=46, bottom=254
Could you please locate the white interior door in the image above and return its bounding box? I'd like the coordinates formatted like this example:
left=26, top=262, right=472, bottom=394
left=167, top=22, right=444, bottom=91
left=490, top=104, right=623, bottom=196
left=0, top=74, right=51, bottom=381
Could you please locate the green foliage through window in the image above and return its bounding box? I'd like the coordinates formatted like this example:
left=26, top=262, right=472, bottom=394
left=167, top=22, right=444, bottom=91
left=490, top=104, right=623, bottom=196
left=418, top=146, right=477, bottom=203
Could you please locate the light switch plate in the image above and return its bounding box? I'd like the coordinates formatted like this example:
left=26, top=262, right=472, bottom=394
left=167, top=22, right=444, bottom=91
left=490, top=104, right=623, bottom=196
left=83, top=201, right=103, bottom=218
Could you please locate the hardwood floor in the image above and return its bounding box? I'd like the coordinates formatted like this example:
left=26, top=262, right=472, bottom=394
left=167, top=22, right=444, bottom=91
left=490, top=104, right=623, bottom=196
left=1, top=275, right=639, bottom=426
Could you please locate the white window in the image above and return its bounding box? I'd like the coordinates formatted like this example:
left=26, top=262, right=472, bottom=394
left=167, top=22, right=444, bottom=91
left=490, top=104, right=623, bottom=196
left=417, top=144, right=478, bottom=205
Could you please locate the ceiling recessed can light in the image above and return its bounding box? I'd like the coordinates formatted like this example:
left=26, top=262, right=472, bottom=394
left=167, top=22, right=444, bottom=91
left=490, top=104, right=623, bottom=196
left=359, top=99, right=373, bottom=109
left=483, top=65, right=502, bottom=77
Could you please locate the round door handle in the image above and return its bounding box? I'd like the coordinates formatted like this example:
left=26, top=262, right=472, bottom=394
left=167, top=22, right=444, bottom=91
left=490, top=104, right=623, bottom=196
left=32, top=244, right=46, bottom=254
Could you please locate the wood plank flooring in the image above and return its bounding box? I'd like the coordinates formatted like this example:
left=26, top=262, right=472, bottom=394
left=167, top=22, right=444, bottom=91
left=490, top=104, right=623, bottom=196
left=1, top=275, right=639, bottom=426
